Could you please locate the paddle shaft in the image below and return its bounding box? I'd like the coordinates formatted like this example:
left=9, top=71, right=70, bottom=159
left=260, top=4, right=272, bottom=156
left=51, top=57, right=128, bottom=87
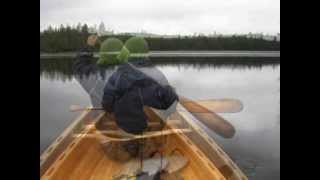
left=70, top=98, right=242, bottom=113
left=70, top=107, right=104, bottom=112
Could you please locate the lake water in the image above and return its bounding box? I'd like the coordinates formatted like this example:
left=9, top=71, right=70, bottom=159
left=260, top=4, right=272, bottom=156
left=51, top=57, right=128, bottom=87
left=40, top=58, right=280, bottom=179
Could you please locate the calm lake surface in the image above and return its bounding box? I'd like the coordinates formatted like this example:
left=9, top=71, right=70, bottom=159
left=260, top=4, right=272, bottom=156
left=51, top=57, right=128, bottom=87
left=40, top=58, right=280, bottom=179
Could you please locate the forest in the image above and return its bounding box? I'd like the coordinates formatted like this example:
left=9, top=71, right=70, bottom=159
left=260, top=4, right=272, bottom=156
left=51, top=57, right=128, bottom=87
left=40, top=24, right=280, bottom=53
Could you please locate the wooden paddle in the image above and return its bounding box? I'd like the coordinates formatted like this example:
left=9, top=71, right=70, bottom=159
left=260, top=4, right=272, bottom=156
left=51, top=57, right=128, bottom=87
left=69, top=105, right=104, bottom=112
left=69, top=98, right=243, bottom=113
left=179, top=96, right=236, bottom=138
left=189, top=98, right=243, bottom=113
left=70, top=97, right=238, bottom=138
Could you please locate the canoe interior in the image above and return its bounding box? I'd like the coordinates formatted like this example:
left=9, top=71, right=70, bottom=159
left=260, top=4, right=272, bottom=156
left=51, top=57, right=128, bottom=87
left=40, top=106, right=247, bottom=180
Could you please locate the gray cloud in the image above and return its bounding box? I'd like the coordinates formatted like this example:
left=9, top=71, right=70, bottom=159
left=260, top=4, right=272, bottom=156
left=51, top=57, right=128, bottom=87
left=40, top=0, right=280, bottom=35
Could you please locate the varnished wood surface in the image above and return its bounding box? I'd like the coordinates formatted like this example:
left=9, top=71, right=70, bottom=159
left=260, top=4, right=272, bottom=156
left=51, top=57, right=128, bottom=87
left=41, top=129, right=225, bottom=180
left=41, top=106, right=248, bottom=180
left=40, top=111, right=102, bottom=176
left=195, top=99, right=243, bottom=113
left=172, top=105, right=248, bottom=180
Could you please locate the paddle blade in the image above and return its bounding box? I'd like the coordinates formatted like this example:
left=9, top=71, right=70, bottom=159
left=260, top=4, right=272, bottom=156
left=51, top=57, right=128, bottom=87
left=179, top=97, right=236, bottom=138
left=190, top=112, right=235, bottom=138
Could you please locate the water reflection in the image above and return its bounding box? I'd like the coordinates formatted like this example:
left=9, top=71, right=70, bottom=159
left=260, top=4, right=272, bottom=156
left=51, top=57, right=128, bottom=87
left=40, top=58, right=280, bottom=180
left=152, top=57, right=280, bottom=70
left=40, top=57, right=280, bottom=81
left=40, top=59, right=74, bottom=82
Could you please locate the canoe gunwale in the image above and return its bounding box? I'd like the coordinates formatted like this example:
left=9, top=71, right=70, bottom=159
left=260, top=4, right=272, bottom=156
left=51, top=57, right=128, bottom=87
left=173, top=104, right=248, bottom=180
left=40, top=110, right=104, bottom=177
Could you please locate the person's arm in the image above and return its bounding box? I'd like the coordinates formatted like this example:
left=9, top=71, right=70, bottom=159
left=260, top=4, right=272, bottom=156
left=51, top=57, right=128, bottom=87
left=73, top=34, right=106, bottom=108
left=73, top=46, right=98, bottom=75
left=73, top=35, right=99, bottom=75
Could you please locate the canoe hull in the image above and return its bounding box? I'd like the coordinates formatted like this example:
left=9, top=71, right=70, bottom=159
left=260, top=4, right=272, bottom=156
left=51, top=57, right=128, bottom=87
left=40, top=106, right=247, bottom=180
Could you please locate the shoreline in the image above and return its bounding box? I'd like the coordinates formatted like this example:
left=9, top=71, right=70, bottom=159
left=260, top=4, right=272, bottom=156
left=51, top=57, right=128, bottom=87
left=40, top=50, right=280, bottom=59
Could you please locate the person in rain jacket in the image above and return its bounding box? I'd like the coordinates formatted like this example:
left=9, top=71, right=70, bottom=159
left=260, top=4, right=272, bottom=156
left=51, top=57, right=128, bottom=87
left=73, top=35, right=178, bottom=135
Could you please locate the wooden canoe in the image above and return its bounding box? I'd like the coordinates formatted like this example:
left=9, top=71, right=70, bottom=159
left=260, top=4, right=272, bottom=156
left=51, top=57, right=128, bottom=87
left=40, top=104, right=248, bottom=180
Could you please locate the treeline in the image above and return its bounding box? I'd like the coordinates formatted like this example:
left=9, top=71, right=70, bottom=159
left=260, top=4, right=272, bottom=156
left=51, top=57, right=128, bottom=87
left=40, top=24, right=280, bottom=53
left=40, top=24, right=90, bottom=52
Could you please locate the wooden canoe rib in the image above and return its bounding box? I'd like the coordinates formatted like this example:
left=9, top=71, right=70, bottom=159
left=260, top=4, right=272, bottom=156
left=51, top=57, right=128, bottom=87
left=40, top=105, right=248, bottom=180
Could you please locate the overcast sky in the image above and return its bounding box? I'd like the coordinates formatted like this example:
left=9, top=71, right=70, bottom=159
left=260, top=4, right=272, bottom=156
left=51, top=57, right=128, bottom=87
left=40, top=0, right=280, bottom=35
